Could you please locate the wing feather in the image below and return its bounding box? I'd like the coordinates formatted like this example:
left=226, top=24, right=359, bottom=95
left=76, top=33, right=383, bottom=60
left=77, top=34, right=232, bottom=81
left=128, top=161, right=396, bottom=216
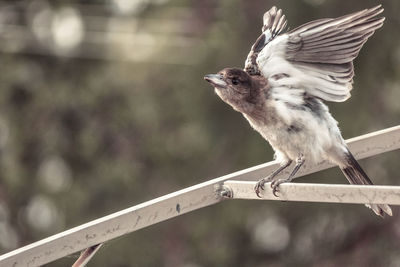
left=256, top=5, right=384, bottom=102
left=245, top=6, right=288, bottom=75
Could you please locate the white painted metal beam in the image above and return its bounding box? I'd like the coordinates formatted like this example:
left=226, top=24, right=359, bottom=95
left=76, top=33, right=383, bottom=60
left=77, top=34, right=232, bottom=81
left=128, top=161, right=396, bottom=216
left=0, top=125, right=399, bottom=267
left=223, top=181, right=400, bottom=205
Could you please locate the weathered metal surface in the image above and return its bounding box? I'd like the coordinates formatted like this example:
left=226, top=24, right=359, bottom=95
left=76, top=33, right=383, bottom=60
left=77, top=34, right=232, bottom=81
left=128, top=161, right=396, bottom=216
left=223, top=181, right=400, bottom=205
left=0, top=125, right=399, bottom=267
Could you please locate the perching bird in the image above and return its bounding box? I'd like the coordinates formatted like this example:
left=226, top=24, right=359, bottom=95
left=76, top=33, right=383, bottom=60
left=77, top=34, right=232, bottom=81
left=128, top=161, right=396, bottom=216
left=204, top=5, right=392, bottom=217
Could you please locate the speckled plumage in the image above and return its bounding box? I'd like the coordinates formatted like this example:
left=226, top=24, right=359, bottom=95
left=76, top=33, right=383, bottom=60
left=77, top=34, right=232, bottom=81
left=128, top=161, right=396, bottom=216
left=205, top=5, right=391, bottom=217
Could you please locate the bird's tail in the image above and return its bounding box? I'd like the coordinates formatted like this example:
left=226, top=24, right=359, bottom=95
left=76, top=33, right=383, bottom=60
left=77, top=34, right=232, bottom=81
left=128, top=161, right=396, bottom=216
left=340, top=150, right=392, bottom=217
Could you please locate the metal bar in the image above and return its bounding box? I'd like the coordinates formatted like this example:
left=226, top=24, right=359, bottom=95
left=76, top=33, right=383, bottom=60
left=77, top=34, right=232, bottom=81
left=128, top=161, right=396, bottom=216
left=71, top=243, right=103, bottom=267
left=223, top=181, right=400, bottom=205
left=0, top=125, right=399, bottom=267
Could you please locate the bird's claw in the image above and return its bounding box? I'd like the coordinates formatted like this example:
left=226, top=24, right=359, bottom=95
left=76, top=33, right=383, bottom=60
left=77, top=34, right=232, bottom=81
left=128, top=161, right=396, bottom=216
left=255, top=176, right=291, bottom=198
left=271, top=179, right=290, bottom=197
left=271, top=181, right=280, bottom=197
left=254, top=179, right=266, bottom=198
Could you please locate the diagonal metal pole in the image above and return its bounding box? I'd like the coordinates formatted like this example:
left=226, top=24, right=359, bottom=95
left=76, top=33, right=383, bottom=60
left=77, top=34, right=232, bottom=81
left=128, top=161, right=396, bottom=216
left=71, top=243, right=103, bottom=267
left=0, top=125, right=399, bottom=267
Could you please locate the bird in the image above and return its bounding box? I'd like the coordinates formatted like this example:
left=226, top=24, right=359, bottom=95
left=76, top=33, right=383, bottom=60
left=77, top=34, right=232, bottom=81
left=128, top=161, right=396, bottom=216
left=204, top=5, right=392, bottom=217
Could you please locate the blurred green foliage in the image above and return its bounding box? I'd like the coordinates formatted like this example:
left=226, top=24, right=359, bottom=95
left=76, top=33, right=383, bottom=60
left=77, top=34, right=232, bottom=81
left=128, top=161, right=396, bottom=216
left=0, top=0, right=400, bottom=266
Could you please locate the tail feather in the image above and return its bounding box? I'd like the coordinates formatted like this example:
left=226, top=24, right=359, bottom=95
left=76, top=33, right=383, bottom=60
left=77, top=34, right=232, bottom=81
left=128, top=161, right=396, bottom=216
left=340, top=150, right=392, bottom=217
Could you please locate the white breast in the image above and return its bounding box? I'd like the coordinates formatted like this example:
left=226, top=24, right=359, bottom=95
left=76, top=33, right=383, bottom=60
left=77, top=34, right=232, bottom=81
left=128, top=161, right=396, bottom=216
left=244, top=88, right=346, bottom=165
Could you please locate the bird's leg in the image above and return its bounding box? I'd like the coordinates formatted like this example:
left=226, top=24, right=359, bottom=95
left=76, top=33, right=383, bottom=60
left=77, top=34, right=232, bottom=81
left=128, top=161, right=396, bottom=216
left=271, top=154, right=305, bottom=197
left=254, top=160, right=292, bottom=198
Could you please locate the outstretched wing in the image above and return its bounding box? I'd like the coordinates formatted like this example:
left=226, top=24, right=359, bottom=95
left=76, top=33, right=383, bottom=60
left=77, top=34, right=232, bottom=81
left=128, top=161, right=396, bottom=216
left=244, top=6, right=288, bottom=75
left=256, top=5, right=384, bottom=102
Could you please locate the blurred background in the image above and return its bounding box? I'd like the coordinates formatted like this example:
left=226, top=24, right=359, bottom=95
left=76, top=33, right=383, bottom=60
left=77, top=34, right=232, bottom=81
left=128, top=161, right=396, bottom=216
left=0, top=0, right=399, bottom=266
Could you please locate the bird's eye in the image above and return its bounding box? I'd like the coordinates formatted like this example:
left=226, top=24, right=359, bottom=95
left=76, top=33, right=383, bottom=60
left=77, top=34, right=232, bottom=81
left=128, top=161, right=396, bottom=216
left=232, top=78, right=239, bottom=85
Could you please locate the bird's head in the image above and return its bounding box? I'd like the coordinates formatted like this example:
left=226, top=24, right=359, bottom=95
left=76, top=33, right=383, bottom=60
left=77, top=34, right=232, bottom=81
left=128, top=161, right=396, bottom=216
left=204, top=68, right=267, bottom=113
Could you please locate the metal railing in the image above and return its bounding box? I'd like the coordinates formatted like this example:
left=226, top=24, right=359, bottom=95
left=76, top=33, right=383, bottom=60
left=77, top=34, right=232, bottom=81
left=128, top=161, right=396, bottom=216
left=1, top=125, right=400, bottom=267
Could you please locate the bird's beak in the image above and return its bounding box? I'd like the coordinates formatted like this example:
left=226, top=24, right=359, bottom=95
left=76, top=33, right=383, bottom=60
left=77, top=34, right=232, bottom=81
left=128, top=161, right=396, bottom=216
left=204, top=74, right=227, bottom=88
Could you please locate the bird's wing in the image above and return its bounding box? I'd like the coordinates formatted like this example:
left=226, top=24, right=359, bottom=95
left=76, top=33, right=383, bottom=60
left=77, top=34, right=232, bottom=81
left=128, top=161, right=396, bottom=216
left=244, top=6, right=288, bottom=75
left=256, top=5, right=384, bottom=102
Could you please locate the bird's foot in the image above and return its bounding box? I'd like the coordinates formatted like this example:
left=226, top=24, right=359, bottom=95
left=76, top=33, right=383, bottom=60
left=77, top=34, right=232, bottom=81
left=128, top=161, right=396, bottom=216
left=254, top=178, right=268, bottom=198
left=254, top=176, right=275, bottom=198
left=271, top=178, right=291, bottom=197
